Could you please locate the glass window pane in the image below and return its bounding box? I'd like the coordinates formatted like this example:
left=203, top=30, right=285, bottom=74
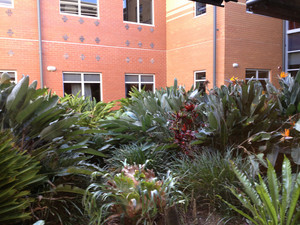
left=85, top=83, right=101, bottom=101
left=289, top=21, right=300, bottom=30
left=141, top=84, right=153, bottom=92
left=0, top=0, right=12, bottom=5
left=141, top=75, right=153, bottom=82
left=196, top=2, right=206, bottom=16
left=139, top=0, right=152, bottom=24
left=258, top=71, right=269, bottom=79
left=125, top=75, right=139, bottom=82
left=288, top=33, right=300, bottom=51
left=123, top=0, right=137, bottom=23
left=246, top=70, right=256, bottom=79
left=60, top=0, right=79, bottom=15
left=195, top=72, right=206, bottom=80
left=64, top=83, right=82, bottom=96
left=81, top=0, right=97, bottom=17
left=84, top=74, right=100, bottom=82
left=63, top=73, right=81, bottom=81
left=196, top=81, right=206, bottom=93
left=288, top=52, right=300, bottom=70
left=125, top=83, right=138, bottom=97
left=289, top=70, right=299, bottom=78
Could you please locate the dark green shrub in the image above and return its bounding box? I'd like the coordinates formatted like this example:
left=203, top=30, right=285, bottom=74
left=0, top=130, right=45, bottom=224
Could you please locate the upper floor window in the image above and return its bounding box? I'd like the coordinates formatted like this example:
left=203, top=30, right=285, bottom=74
left=60, top=0, right=98, bottom=17
left=195, top=2, right=206, bottom=16
left=0, top=70, right=17, bottom=83
left=63, top=72, right=102, bottom=101
left=245, top=69, right=269, bottom=88
left=125, top=74, right=154, bottom=97
left=289, top=21, right=300, bottom=30
left=123, top=0, right=153, bottom=25
left=0, top=0, right=13, bottom=7
left=194, top=71, right=206, bottom=93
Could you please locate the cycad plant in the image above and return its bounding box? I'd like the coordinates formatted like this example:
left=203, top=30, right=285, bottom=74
left=222, top=156, right=300, bottom=225
left=0, top=130, right=45, bottom=224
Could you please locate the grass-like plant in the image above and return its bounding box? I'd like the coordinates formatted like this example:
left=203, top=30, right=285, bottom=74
left=84, top=164, right=185, bottom=225
left=170, top=148, right=249, bottom=213
left=222, top=156, right=300, bottom=225
left=106, top=143, right=174, bottom=174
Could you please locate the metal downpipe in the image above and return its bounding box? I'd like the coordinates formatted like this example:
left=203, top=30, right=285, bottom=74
left=213, top=6, right=217, bottom=88
left=37, top=0, right=43, bottom=87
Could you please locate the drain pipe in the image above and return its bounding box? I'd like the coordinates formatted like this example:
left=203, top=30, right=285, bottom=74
left=37, top=0, right=43, bottom=87
left=213, top=6, right=217, bottom=88
left=282, top=21, right=286, bottom=72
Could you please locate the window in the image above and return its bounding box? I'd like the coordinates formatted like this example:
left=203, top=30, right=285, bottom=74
left=60, top=0, right=98, bottom=17
left=0, top=0, right=13, bottom=7
left=245, top=69, right=269, bottom=88
left=195, top=2, right=206, bottom=16
left=123, top=0, right=153, bottom=25
left=0, top=70, right=16, bottom=83
left=289, top=21, right=300, bottom=30
left=286, top=22, right=300, bottom=77
left=63, top=72, right=102, bottom=101
left=194, top=71, right=206, bottom=93
left=125, top=74, right=154, bottom=97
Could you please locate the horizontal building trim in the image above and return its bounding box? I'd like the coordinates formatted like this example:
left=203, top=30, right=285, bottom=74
left=41, top=40, right=165, bottom=52
left=0, top=37, right=39, bottom=42
left=167, top=11, right=193, bottom=23
left=0, top=37, right=165, bottom=52
left=167, top=40, right=213, bottom=52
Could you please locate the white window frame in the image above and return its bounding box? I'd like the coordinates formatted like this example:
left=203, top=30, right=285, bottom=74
left=63, top=72, right=102, bottom=101
left=245, top=69, right=270, bottom=82
left=0, top=0, right=13, bottom=8
left=125, top=74, right=155, bottom=95
left=0, top=70, right=17, bottom=83
left=123, top=0, right=154, bottom=26
left=286, top=21, right=300, bottom=75
left=59, top=0, right=99, bottom=18
left=194, top=2, right=206, bottom=17
left=194, top=70, right=206, bottom=89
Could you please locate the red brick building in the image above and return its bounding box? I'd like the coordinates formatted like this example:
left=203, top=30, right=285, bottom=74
left=0, top=0, right=286, bottom=102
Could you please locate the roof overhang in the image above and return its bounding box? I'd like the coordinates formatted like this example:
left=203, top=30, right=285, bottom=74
left=246, top=0, right=300, bottom=22
left=191, top=0, right=300, bottom=22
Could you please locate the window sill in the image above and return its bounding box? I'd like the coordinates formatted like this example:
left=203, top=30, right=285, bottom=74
left=194, top=13, right=207, bottom=18
left=60, top=12, right=99, bottom=20
left=0, top=3, right=13, bottom=8
left=123, top=21, right=154, bottom=27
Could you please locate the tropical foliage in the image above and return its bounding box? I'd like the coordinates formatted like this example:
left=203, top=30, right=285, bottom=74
left=222, top=156, right=300, bottom=225
left=0, top=130, right=45, bottom=224
left=2, top=71, right=300, bottom=225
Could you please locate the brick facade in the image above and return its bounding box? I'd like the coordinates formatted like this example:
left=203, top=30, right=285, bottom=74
left=0, top=0, right=283, bottom=101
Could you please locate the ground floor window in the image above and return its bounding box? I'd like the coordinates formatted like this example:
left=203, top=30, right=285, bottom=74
left=0, top=0, right=13, bottom=7
left=0, top=70, right=17, bottom=83
left=194, top=71, right=206, bottom=93
left=63, top=72, right=102, bottom=101
left=245, top=69, right=269, bottom=88
left=125, top=74, right=154, bottom=97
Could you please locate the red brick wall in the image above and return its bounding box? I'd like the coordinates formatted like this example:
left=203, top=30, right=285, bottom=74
left=166, top=0, right=283, bottom=89
left=1, top=0, right=166, bottom=102
left=224, top=1, right=283, bottom=86
left=0, top=0, right=40, bottom=83
left=41, top=0, right=166, bottom=102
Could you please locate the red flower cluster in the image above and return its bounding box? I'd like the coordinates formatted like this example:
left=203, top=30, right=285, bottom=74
left=169, top=102, right=203, bottom=156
